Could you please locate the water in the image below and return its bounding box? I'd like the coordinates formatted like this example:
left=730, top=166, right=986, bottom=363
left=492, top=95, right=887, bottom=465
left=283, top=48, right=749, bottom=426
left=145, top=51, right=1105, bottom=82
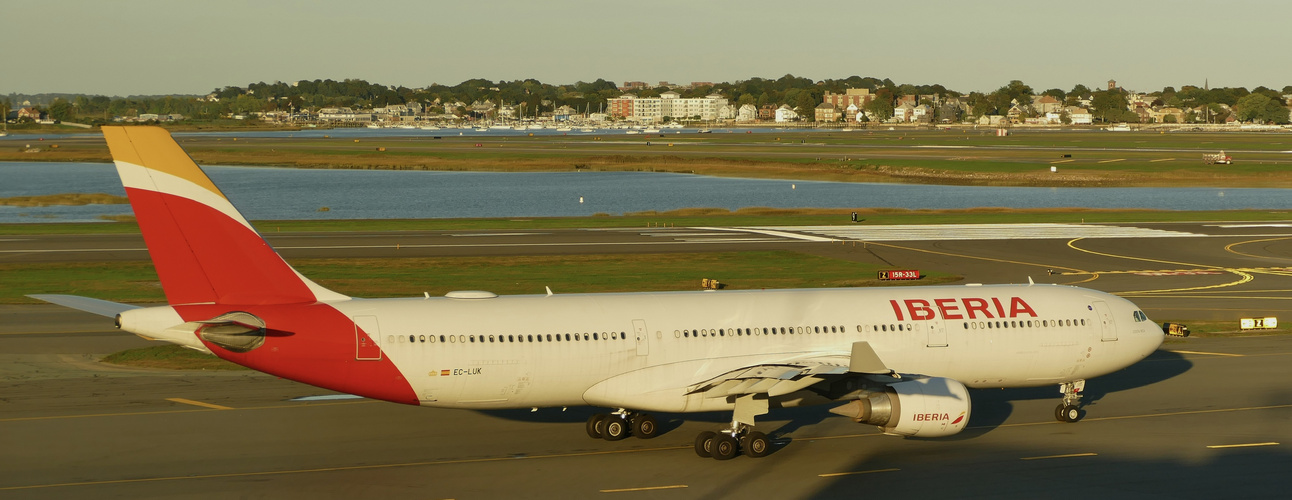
left=0, top=126, right=783, bottom=142
left=1, top=161, right=1288, bottom=223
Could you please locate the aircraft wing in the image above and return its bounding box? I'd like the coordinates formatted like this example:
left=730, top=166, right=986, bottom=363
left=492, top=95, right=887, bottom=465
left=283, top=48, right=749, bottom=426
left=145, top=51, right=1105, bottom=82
left=684, top=341, right=894, bottom=399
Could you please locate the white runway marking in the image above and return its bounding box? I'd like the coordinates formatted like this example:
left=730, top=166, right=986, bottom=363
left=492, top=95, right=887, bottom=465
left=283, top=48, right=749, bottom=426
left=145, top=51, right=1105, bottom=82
left=742, top=223, right=1202, bottom=242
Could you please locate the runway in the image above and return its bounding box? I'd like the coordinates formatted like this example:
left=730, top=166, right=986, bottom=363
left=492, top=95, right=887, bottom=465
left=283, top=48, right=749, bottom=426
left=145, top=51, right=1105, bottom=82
left=4, top=220, right=1292, bottom=498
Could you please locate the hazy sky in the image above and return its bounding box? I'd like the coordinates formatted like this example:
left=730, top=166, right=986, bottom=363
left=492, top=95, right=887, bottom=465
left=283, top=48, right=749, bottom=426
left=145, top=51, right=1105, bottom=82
left=5, top=0, right=1289, bottom=96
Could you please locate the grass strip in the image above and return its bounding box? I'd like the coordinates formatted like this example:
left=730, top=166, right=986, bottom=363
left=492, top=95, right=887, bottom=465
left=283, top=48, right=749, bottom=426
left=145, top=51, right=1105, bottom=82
left=101, top=344, right=246, bottom=371
left=4, top=208, right=1292, bottom=235
left=3, top=251, right=948, bottom=304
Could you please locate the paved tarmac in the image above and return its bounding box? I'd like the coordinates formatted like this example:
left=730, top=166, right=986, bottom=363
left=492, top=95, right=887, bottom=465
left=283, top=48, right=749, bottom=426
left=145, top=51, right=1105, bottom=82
left=4, top=221, right=1292, bottom=498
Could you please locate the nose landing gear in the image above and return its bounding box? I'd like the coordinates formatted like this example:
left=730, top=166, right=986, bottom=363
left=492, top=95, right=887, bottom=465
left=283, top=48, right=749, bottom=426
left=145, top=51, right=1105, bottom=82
left=1055, top=379, right=1085, bottom=423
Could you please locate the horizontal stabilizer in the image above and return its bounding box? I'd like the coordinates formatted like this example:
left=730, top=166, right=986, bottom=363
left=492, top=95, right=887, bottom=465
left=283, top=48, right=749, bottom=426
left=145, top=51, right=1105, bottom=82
left=27, top=294, right=141, bottom=318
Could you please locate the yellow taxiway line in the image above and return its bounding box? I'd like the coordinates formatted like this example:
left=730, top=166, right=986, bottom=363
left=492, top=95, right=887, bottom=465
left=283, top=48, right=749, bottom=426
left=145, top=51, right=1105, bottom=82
left=1097, top=158, right=1125, bottom=164
left=818, top=468, right=900, bottom=477
left=1149, top=158, right=1175, bottom=163
left=1206, top=442, right=1279, bottom=449
left=1166, top=350, right=1244, bottom=357
left=1020, top=452, right=1097, bottom=461
left=165, top=398, right=233, bottom=410
left=600, top=484, right=688, bottom=493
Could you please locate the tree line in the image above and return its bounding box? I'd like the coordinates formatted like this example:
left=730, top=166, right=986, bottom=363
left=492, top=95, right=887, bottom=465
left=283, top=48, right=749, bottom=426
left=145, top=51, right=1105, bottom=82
left=4, top=76, right=1290, bottom=125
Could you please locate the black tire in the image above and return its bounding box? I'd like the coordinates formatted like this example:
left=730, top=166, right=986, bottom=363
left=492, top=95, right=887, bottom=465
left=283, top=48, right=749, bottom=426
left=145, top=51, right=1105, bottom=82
left=1061, top=405, right=1081, bottom=423
left=694, top=431, right=716, bottom=458
left=744, top=431, right=770, bottom=458
left=603, top=415, right=629, bottom=441
left=1054, top=404, right=1066, bottom=422
left=632, top=414, right=658, bottom=439
left=586, top=413, right=607, bottom=439
left=712, top=434, right=738, bottom=461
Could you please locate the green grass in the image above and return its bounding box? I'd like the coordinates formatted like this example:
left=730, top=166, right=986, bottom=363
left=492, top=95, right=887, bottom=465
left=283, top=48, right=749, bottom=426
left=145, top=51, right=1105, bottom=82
left=5, top=250, right=950, bottom=304
left=1157, top=319, right=1289, bottom=338
left=5, top=208, right=1292, bottom=235
left=101, top=344, right=246, bottom=370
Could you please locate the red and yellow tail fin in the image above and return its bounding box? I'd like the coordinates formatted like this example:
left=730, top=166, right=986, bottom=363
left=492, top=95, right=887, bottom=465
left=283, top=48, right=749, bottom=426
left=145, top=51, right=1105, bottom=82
left=103, top=126, right=347, bottom=305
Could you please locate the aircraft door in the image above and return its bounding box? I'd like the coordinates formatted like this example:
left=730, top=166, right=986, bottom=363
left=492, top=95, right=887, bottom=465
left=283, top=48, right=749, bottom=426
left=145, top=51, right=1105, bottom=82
left=926, top=319, right=948, bottom=347
left=632, top=319, right=649, bottom=356
left=1093, top=301, right=1117, bottom=342
left=354, top=315, right=382, bottom=360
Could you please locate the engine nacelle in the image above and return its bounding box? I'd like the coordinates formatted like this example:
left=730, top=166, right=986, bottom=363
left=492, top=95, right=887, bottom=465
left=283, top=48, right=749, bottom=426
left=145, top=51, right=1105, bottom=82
left=829, top=377, right=971, bottom=438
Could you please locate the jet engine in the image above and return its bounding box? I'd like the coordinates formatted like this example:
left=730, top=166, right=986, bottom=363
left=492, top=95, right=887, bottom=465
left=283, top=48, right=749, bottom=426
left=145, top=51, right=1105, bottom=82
left=829, top=377, right=971, bottom=437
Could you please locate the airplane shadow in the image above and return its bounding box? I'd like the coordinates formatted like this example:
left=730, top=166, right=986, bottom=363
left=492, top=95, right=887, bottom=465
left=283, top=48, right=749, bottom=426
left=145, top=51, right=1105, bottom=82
left=956, top=348, right=1192, bottom=438
left=478, top=349, right=1191, bottom=448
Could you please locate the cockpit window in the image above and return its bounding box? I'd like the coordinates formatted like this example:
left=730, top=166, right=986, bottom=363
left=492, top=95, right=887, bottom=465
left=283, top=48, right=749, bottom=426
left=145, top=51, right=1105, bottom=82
left=1132, top=311, right=1147, bottom=322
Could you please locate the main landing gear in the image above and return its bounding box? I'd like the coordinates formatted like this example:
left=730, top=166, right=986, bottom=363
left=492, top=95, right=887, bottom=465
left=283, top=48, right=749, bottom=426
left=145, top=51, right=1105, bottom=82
left=693, top=424, right=770, bottom=460
left=1055, top=379, right=1085, bottom=423
left=586, top=410, right=659, bottom=441
left=694, top=394, right=773, bottom=460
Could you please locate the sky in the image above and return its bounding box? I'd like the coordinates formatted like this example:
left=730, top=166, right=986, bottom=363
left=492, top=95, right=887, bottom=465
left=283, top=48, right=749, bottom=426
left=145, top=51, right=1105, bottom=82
left=4, top=0, right=1290, bottom=97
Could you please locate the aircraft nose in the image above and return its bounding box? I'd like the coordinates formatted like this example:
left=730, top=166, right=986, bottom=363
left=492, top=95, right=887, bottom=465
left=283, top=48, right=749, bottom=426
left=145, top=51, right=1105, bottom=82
left=1141, top=317, right=1166, bottom=356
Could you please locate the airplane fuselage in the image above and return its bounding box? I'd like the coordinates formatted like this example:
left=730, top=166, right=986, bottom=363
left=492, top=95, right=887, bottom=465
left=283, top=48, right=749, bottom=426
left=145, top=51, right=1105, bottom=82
left=122, top=283, right=1163, bottom=413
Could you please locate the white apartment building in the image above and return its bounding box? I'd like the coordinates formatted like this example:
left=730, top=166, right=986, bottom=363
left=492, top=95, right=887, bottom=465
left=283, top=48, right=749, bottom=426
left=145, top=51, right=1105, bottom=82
left=608, top=92, right=729, bottom=122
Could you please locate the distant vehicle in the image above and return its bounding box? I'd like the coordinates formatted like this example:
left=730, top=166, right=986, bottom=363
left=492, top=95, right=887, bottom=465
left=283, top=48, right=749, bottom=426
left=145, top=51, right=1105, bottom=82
left=1106, top=124, right=1132, bottom=132
left=1203, top=151, right=1233, bottom=165
left=1162, top=322, right=1190, bottom=337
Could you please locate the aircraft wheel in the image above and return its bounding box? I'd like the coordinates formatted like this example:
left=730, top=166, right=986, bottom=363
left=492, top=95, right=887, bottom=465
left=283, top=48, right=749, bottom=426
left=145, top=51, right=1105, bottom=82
left=1054, top=404, right=1066, bottom=422
left=632, top=413, right=658, bottom=439
left=586, top=413, right=607, bottom=439
left=744, top=431, right=770, bottom=458
left=603, top=415, right=629, bottom=441
left=694, top=431, right=716, bottom=458
left=711, top=434, right=739, bottom=460
left=1060, top=405, right=1081, bottom=423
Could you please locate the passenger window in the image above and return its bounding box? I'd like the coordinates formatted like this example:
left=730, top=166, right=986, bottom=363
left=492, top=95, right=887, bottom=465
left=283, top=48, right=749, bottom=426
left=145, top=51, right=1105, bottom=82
left=594, top=333, right=599, bottom=340
left=387, top=335, right=395, bottom=343
left=439, top=335, right=446, bottom=343
left=409, top=335, right=415, bottom=343
left=419, top=335, right=426, bottom=342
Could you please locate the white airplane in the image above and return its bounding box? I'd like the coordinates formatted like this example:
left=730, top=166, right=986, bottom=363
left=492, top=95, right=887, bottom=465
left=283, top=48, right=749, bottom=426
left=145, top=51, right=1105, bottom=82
left=34, top=126, right=1165, bottom=460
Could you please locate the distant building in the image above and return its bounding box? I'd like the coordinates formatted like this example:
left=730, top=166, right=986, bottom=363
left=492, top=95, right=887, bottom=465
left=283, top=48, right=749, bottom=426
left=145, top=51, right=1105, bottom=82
left=1108, top=79, right=1117, bottom=90
left=619, top=81, right=649, bottom=91
left=758, top=104, right=776, bottom=121
left=893, top=104, right=915, bottom=122
left=736, top=104, right=757, bottom=122
left=16, top=107, right=41, bottom=121
left=1066, top=107, right=1093, bottom=125
left=717, top=104, right=736, bottom=120
left=912, top=104, right=932, bottom=123
left=822, top=89, right=874, bottom=111
left=1032, top=95, right=1062, bottom=114
left=814, top=102, right=838, bottom=122
left=607, top=93, right=728, bottom=121
left=774, top=105, right=799, bottom=122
